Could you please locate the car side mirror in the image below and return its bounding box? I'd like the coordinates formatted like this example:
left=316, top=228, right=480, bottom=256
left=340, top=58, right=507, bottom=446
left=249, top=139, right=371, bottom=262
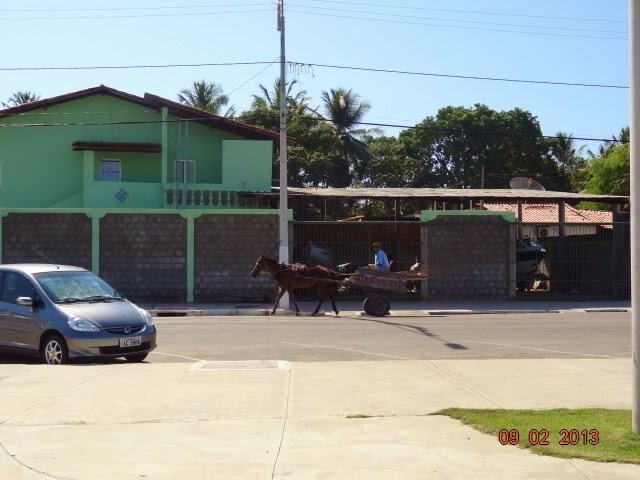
left=17, top=296, right=34, bottom=307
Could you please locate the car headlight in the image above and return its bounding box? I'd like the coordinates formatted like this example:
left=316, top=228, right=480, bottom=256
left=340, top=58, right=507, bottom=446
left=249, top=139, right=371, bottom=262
left=68, top=315, right=100, bottom=332
left=140, top=308, right=154, bottom=327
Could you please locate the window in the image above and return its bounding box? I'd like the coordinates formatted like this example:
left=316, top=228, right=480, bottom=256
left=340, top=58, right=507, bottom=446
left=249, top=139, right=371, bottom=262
left=1, top=272, right=36, bottom=304
left=35, top=271, right=122, bottom=303
left=174, top=159, right=196, bottom=183
left=100, top=159, right=121, bottom=182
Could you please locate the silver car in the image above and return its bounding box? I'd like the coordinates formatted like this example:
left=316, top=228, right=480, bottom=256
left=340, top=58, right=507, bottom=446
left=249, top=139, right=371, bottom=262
left=0, top=264, right=157, bottom=365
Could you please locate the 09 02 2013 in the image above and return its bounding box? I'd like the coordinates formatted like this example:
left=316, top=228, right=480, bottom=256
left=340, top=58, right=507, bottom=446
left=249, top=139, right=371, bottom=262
left=498, top=428, right=599, bottom=446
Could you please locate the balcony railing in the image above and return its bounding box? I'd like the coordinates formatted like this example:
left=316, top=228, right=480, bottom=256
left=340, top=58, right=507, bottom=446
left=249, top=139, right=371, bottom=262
left=163, top=188, right=245, bottom=207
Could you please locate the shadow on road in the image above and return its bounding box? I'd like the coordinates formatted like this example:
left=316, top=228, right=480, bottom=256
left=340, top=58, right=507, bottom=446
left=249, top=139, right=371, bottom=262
left=352, top=316, right=468, bottom=350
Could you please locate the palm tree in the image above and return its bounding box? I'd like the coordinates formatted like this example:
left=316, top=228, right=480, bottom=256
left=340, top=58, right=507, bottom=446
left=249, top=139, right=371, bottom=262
left=250, top=78, right=310, bottom=116
left=612, top=126, right=630, bottom=144
left=549, top=132, right=586, bottom=173
left=320, top=88, right=371, bottom=137
left=3, top=91, right=40, bottom=107
left=178, top=80, right=234, bottom=117
left=587, top=126, right=630, bottom=159
left=549, top=132, right=587, bottom=192
left=320, top=88, right=376, bottom=174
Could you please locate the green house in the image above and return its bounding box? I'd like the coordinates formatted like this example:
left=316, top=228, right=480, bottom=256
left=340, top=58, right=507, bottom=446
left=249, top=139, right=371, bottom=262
left=0, top=85, right=278, bottom=209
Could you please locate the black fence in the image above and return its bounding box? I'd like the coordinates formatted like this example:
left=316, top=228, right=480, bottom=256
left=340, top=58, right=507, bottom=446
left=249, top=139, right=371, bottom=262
left=292, top=221, right=422, bottom=301
left=292, top=221, right=630, bottom=301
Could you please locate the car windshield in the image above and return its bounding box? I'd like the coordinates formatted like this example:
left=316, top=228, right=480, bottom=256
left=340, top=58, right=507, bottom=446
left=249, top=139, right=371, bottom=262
left=34, top=271, right=124, bottom=304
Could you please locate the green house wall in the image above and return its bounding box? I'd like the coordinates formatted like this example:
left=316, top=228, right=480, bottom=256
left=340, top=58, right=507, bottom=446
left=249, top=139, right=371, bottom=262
left=0, top=94, right=274, bottom=209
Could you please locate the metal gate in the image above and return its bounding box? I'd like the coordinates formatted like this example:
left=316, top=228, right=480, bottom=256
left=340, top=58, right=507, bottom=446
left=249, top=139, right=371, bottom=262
left=292, top=220, right=630, bottom=300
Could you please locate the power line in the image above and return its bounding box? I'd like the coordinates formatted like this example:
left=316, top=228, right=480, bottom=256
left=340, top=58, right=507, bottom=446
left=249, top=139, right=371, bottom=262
left=287, top=8, right=627, bottom=41
left=226, top=58, right=279, bottom=96
left=350, top=120, right=618, bottom=143
left=304, top=0, right=626, bottom=24
left=0, top=61, right=276, bottom=71
left=0, top=8, right=271, bottom=21
left=0, top=1, right=623, bottom=25
left=0, top=115, right=619, bottom=143
left=0, top=3, right=269, bottom=13
left=0, top=60, right=628, bottom=89
left=291, top=61, right=628, bottom=89
left=287, top=2, right=627, bottom=35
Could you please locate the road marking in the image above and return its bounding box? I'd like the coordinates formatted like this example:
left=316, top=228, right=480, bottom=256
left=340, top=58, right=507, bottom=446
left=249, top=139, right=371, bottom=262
left=149, top=351, right=205, bottom=362
left=281, top=341, right=414, bottom=360
left=462, top=340, right=624, bottom=358
left=190, top=360, right=291, bottom=371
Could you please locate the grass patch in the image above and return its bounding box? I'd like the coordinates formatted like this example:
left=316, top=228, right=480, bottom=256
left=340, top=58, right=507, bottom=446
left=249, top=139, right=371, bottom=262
left=433, top=408, right=640, bottom=464
left=346, top=414, right=373, bottom=419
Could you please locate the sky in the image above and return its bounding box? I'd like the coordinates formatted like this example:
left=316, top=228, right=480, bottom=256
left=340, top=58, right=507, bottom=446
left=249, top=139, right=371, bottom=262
left=0, top=0, right=629, bottom=158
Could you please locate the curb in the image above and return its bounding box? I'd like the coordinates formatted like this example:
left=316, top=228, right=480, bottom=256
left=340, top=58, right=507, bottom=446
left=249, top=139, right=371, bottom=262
left=145, top=308, right=626, bottom=318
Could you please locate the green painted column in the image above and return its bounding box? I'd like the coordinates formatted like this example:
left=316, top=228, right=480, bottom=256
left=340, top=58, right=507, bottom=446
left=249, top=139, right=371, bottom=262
left=180, top=212, right=202, bottom=302
left=83, top=151, right=95, bottom=207
left=85, top=211, right=106, bottom=275
left=161, top=107, right=168, bottom=184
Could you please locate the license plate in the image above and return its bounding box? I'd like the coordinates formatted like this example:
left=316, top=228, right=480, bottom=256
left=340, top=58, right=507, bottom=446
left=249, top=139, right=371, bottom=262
left=119, top=336, right=142, bottom=348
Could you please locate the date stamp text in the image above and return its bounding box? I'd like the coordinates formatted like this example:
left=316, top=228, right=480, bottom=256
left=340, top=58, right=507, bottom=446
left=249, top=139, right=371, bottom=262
left=498, top=428, right=600, bottom=446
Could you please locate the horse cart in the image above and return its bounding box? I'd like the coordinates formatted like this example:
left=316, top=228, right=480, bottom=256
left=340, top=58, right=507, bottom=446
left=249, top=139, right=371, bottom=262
left=344, top=268, right=416, bottom=317
left=251, top=255, right=424, bottom=317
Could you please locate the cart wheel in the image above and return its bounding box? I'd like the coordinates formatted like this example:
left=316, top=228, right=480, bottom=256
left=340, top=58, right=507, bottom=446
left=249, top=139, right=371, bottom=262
left=363, top=296, right=390, bottom=317
left=363, top=297, right=373, bottom=315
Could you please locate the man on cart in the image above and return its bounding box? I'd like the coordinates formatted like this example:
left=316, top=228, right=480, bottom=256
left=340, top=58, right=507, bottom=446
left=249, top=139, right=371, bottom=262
left=368, top=241, right=390, bottom=271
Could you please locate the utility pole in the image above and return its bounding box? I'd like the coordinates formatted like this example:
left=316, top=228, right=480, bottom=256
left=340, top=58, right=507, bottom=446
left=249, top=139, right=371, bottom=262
left=630, top=0, right=639, bottom=434
left=277, top=0, right=289, bottom=308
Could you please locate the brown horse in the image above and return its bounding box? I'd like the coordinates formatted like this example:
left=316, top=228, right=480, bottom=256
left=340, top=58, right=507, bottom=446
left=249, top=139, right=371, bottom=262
left=251, top=256, right=340, bottom=316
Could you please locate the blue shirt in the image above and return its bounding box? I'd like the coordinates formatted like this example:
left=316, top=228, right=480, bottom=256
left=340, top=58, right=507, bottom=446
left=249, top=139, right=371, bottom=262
left=374, top=249, right=390, bottom=270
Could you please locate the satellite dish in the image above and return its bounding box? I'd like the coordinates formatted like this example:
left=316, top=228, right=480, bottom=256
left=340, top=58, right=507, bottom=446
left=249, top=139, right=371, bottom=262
left=510, top=177, right=546, bottom=191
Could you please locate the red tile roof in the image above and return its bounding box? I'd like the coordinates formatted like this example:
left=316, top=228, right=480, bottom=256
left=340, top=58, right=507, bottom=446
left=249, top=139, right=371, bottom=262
left=484, top=203, right=613, bottom=223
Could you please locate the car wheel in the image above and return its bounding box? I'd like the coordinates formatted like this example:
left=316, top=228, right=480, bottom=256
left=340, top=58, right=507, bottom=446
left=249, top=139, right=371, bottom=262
left=42, top=334, right=69, bottom=365
left=125, top=353, right=148, bottom=363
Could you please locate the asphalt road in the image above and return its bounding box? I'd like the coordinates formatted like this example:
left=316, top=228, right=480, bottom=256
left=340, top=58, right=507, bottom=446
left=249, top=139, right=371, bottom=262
left=0, top=311, right=629, bottom=365
left=148, top=310, right=631, bottom=363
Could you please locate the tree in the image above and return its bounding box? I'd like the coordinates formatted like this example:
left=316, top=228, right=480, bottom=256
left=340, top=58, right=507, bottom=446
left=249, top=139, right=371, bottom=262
left=3, top=91, right=40, bottom=107
left=588, top=126, right=630, bottom=158
left=397, top=104, right=558, bottom=189
left=320, top=88, right=376, bottom=177
left=547, top=132, right=586, bottom=191
left=584, top=143, right=630, bottom=196
left=240, top=78, right=312, bottom=134
left=250, top=78, right=310, bottom=117
left=359, top=135, right=418, bottom=187
left=239, top=80, right=349, bottom=192
left=177, top=80, right=235, bottom=117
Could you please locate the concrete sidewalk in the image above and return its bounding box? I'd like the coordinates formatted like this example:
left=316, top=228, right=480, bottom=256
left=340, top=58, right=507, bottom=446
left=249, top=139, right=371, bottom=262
left=1, top=358, right=638, bottom=479
left=141, top=299, right=632, bottom=317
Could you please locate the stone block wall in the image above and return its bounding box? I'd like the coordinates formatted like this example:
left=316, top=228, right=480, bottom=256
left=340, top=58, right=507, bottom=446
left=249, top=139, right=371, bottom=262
left=2, top=213, right=92, bottom=268
left=1, top=210, right=516, bottom=303
left=194, top=214, right=279, bottom=302
left=99, top=214, right=187, bottom=302
left=425, top=215, right=513, bottom=299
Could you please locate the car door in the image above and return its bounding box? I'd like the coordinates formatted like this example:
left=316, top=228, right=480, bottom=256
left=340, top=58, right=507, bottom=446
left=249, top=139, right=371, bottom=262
left=0, top=272, right=40, bottom=352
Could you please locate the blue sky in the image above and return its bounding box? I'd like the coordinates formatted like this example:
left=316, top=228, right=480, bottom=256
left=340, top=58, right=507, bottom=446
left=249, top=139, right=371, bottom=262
left=1, top=0, right=629, bottom=153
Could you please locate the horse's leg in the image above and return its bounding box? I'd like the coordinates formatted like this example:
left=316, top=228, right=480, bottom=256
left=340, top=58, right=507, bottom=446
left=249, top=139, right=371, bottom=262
left=272, top=286, right=286, bottom=315
left=310, top=285, right=325, bottom=316
left=329, top=289, right=339, bottom=316
left=289, top=290, right=301, bottom=316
